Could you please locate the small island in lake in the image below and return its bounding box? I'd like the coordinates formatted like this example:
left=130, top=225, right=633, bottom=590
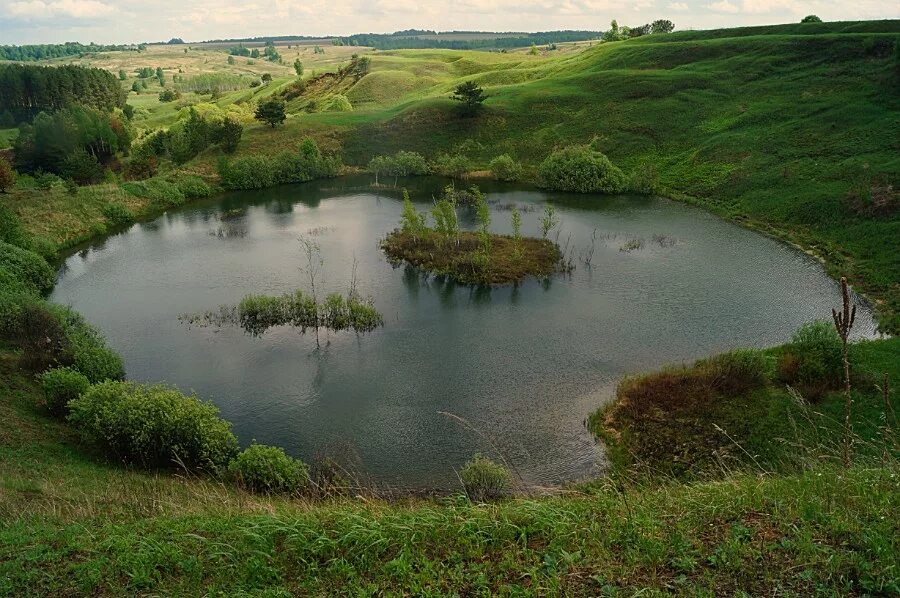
left=381, top=187, right=569, bottom=285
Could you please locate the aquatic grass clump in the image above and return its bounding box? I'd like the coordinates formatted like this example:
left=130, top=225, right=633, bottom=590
left=184, top=290, right=383, bottom=337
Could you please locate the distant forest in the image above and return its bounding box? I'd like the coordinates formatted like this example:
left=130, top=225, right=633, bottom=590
left=0, top=64, right=126, bottom=123
left=0, top=42, right=144, bottom=61
left=201, top=30, right=601, bottom=50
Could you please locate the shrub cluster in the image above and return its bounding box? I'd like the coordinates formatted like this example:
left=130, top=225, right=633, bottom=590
left=0, top=204, right=29, bottom=249
left=459, top=454, right=510, bottom=501
left=68, top=381, right=239, bottom=470
left=41, top=366, right=90, bottom=417
left=229, top=443, right=310, bottom=494
left=174, top=175, right=212, bottom=199
left=0, top=240, right=55, bottom=295
left=777, top=320, right=843, bottom=399
left=368, top=151, right=430, bottom=181
left=431, top=153, right=472, bottom=179
left=488, top=154, right=523, bottom=182
left=218, top=138, right=341, bottom=190
left=539, top=146, right=627, bottom=194
left=121, top=178, right=186, bottom=207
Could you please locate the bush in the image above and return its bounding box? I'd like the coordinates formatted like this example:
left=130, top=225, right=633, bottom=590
left=488, top=154, right=523, bottom=182
left=0, top=157, right=16, bottom=192
left=628, top=163, right=659, bottom=195
left=778, top=321, right=843, bottom=397
left=66, top=319, right=125, bottom=383
left=101, top=203, right=135, bottom=226
left=122, top=178, right=186, bottom=207
left=218, top=155, right=275, bottom=190
left=324, top=94, right=352, bottom=112
left=698, top=348, right=774, bottom=396
left=368, top=151, right=430, bottom=181
left=175, top=175, right=212, bottom=199
left=0, top=241, right=55, bottom=295
left=431, top=153, right=472, bottom=179
left=539, top=146, right=627, bottom=194
left=158, top=89, right=180, bottom=102
left=68, top=381, right=239, bottom=470
left=0, top=204, right=29, bottom=248
left=60, top=149, right=105, bottom=185
left=14, top=301, right=69, bottom=372
left=41, top=366, right=90, bottom=417
left=229, top=444, right=310, bottom=494
left=218, top=139, right=340, bottom=190
left=459, top=454, right=510, bottom=501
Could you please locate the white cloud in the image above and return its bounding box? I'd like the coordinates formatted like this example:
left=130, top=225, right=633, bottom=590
left=668, top=2, right=690, bottom=9
left=6, top=0, right=115, bottom=19
left=707, top=0, right=739, bottom=13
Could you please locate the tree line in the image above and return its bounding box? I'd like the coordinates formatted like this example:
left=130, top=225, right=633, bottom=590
left=0, top=64, right=126, bottom=124
left=0, top=42, right=144, bottom=62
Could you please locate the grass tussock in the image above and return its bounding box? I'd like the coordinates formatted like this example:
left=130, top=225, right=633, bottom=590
left=381, top=229, right=563, bottom=285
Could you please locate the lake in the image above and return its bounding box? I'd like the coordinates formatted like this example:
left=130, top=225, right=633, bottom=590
left=51, top=177, right=878, bottom=489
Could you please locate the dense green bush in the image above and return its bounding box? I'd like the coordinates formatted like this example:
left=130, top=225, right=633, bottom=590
left=0, top=204, right=29, bottom=248
left=698, top=348, right=774, bottom=396
left=459, top=454, right=510, bottom=501
left=65, top=318, right=125, bottom=383
left=175, top=175, right=212, bottom=199
left=218, top=138, right=341, bottom=190
left=229, top=444, right=310, bottom=494
left=0, top=267, right=38, bottom=336
left=68, top=381, right=239, bottom=470
left=101, top=203, right=135, bottom=226
left=778, top=321, right=843, bottom=397
left=60, top=148, right=105, bottom=185
left=368, top=151, right=430, bottom=181
left=431, top=153, right=472, bottom=179
left=41, top=366, right=90, bottom=417
left=488, top=154, right=523, bottom=182
left=539, top=146, right=627, bottom=194
left=122, top=179, right=186, bottom=207
left=628, top=163, right=660, bottom=195
left=0, top=240, right=55, bottom=295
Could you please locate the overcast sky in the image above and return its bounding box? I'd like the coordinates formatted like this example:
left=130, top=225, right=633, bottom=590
left=1, top=0, right=897, bottom=45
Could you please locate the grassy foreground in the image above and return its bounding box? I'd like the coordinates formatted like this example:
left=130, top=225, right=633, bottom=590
left=2, top=338, right=899, bottom=595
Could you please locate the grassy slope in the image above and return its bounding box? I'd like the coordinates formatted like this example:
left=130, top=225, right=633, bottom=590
left=1, top=347, right=898, bottom=595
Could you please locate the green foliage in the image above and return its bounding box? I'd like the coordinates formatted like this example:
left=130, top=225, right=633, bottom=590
left=101, top=203, right=135, bottom=227
left=122, top=178, right=186, bottom=207
left=474, top=188, right=491, bottom=256
left=651, top=19, right=675, bottom=34
left=59, top=148, right=104, bottom=185
left=0, top=240, right=54, bottom=295
left=0, top=63, right=125, bottom=122
left=40, top=366, right=90, bottom=417
left=254, top=98, right=287, bottom=128
left=218, top=139, right=341, bottom=190
left=628, top=162, right=660, bottom=195
left=539, top=204, right=558, bottom=238
left=68, top=381, right=239, bottom=471
left=539, top=146, right=627, bottom=194
left=293, top=59, right=304, bottom=77
left=0, top=157, right=16, bottom=192
left=459, top=454, right=510, bottom=501
left=175, top=175, right=212, bottom=199
left=13, top=106, right=130, bottom=176
left=215, top=118, right=243, bottom=153
left=0, top=204, right=28, bottom=248
left=399, top=189, right=427, bottom=237
left=777, top=321, right=844, bottom=397
left=451, top=81, right=487, bottom=116
left=323, top=94, right=352, bottom=112
left=431, top=153, right=472, bottom=179
left=368, top=151, right=429, bottom=181
left=431, top=197, right=459, bottom=239
left=158, top=89, right=180, bottom=102
left=801, top=15, right=823, bottom=23
left=488, top=154, right=523, bottom=181
left=229, top=444, right=310, bottom=494
left=61, top=311, right=125, bottom=383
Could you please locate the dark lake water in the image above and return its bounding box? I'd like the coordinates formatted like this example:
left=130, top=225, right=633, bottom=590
left=51, top=176, right=878, bottom=488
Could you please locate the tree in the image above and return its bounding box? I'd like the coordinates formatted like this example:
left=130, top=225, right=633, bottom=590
left=118, top=69, right=126, bottom=80
left=216, top=118, right=243, bottom=153
left=293, top=59, right=304, bottom=77
left=0, top=157, right=15, bottom=192
left=801, top=15, right=823, bottom=23
left=255, top=98, right=286, bottom=128
left=651, top=19, right=675, bottom=34
left=250, top=48, right=260, bottom=59
left=131, top=81, right=141, bottom=93
left=451, top=81, right=487, bottom=117
left=227, top=55, right=235, bottom=65
left=261, top=73, right=272, bottom=83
